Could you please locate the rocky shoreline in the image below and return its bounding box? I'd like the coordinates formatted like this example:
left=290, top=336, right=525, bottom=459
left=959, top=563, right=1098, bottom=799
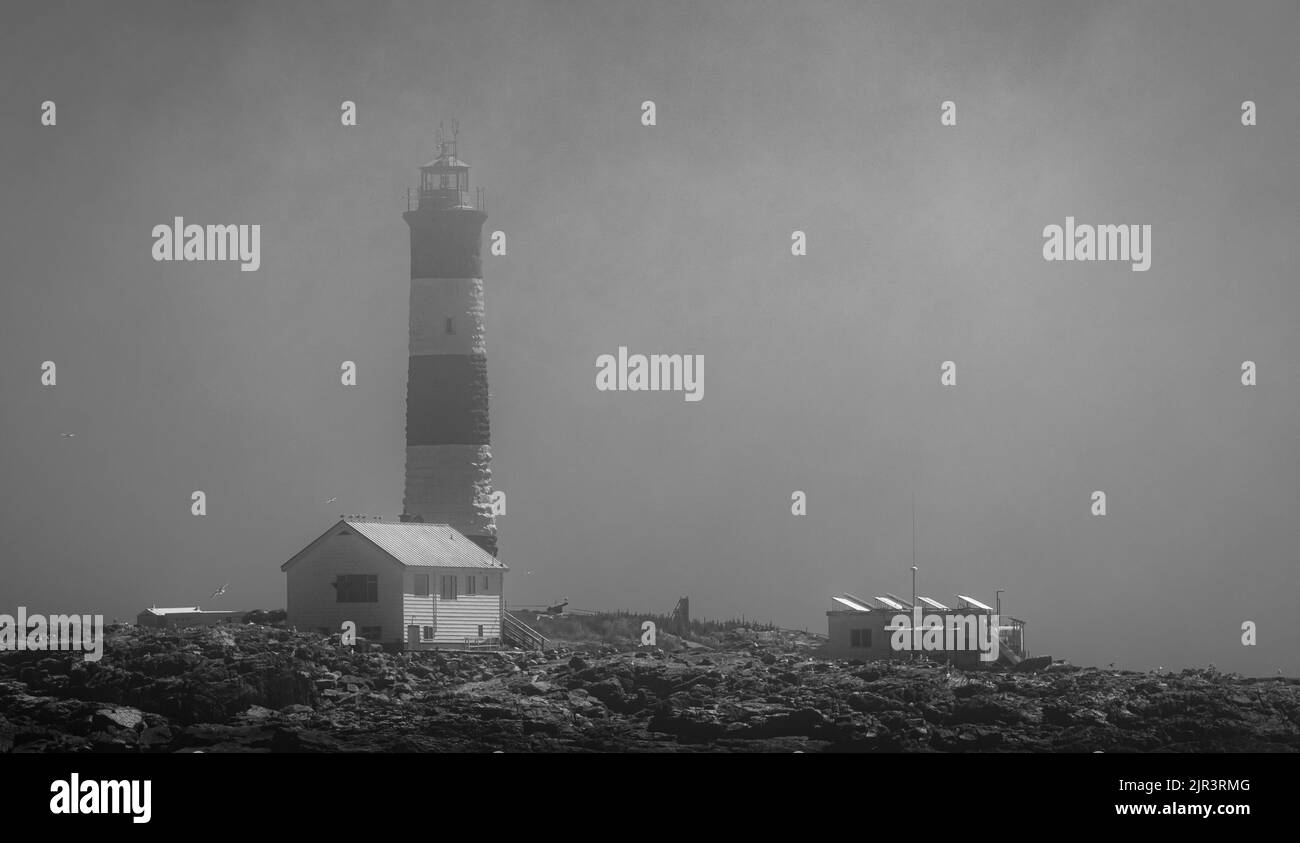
left=1, top=624, right=1296, bottom=752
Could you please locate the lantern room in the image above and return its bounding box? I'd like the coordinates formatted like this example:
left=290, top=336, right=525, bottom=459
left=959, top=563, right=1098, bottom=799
left=417, top=123, right=472, bottom=210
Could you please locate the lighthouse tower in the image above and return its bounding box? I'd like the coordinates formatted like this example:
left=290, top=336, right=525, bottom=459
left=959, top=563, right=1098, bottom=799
left=400, top=123, right=497, bottom=556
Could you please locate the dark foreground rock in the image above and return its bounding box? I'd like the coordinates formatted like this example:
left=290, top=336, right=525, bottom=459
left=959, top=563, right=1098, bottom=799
left=1, top=624, right=1296, bottom=752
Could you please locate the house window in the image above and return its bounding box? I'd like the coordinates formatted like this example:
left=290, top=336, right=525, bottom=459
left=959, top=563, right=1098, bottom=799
left=465, top=575, right=477, bottom=595
left=477, top=624, right=484, bottom=638
left=420, top=626, right=435, bottom=642
left=850, top=629, right=872, bottom=648
left=335, top=574, right=378, bottom=603
left=414, top=573, right=429, bottom=596
left=360, top=626, right=382, bottom=640
left=440, top=575, right=458, bottom=600
left=445, top=317, right=455, bottom=334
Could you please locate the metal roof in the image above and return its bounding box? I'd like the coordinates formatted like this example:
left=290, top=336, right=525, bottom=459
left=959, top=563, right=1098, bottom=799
left=884, top=592, right=914, bottom=609
left=956, top=594, right=995, bottom=612
left=142, top=607, right=235, bottom=615
left=346, top=519, right=506, bottom=569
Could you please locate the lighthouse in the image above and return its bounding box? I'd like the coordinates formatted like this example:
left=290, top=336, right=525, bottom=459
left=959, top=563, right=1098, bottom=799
left=399, top=123, right=497, bottom=556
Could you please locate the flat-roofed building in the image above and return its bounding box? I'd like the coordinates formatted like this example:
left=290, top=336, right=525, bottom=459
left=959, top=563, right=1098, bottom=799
left=136, top=607, right=241, bottom=628
left=826, top=591, right=1026, bottom=668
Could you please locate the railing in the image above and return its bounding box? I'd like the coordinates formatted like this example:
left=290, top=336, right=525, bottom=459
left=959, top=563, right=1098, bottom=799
left=406, top=186, right=486, bottom=213
left=502, top=611, right=548, bottom=651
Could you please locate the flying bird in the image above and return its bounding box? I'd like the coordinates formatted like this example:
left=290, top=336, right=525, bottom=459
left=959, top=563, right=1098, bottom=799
left=61, top=433, right=76, bottom=438
left=325, top=497, right=338, bottom=504
left=211, top=582, right=228, bottom=599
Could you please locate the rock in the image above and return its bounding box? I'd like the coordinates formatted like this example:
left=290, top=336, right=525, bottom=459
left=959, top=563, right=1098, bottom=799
left=139, top=725, right=174, bottom=749
left=92, top=706, right=146, bottom=732
left=521, top=681, right=555, bottom=696
left=239, top=705, right=278, bottom=720
left=1014, top=656, right=1054, bottom=673
left=585, top=678, right=632, bottom=712
left=847, top=692, right=900, bottom=713
left=3, top=621, right=1296, bottom=753
left=947, top=698, right=1024, bottom=726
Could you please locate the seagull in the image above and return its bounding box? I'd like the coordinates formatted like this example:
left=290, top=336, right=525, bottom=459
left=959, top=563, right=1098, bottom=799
left=61, top=433, right=76, bottom=438
left=325, top=497, right=338, bottom=504
left=211, top=582, right=228, bottom=599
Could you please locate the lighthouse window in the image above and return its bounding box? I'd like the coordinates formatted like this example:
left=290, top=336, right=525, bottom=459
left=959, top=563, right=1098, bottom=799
left=445, top=317, right=455, bottom=334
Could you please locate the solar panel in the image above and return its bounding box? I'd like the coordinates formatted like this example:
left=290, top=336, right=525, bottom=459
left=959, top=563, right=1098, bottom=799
left=873, top=596, right=904, bottom=610
left=843, top=592, right=874, bottom=610
left=917, top=595, right=949, bottom=610
left=956, top=594, right=994, bottom=612
left=885, top=592, right=914, bottom=609
left=832, top=596, right=870, bottom=612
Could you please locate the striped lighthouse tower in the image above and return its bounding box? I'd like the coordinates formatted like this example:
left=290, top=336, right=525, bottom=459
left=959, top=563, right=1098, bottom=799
left=400, top=123, right=497, bottom=556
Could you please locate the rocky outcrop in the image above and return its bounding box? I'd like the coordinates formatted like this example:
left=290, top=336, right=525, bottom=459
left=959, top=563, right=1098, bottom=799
left=1, top=624, right=1296, bottom=752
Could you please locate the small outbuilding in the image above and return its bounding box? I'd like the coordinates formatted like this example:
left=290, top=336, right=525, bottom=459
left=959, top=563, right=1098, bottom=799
left=281, top=517, right=509, bottom=650
left=826, top=591, right=1026, bottom=668
left=136, top=607, right=241, bottom=628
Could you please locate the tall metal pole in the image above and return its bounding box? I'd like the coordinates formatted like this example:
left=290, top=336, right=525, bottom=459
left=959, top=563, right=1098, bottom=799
left=911, top=491, right=917, bottom=607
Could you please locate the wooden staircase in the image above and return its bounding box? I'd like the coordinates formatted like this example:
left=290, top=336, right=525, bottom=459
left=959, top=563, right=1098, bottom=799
left=502, top=611, right=548, bottom=651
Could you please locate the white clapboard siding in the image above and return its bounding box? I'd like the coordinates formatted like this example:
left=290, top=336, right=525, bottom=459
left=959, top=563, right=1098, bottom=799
left=285, top=529, right=404, bottom=643
left=403, top=569, right=502, bottom=645
left=402, top=593, right=437, bottom=628
left=431, top=594, right=502, bottom=643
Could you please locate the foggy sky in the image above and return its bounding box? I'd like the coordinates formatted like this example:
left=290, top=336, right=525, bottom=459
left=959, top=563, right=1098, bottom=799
left=2, top=0, right=1297, bottom=674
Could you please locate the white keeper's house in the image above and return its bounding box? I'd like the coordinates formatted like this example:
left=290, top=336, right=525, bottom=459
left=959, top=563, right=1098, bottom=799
left=281, top=517, right=508, bottom=650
